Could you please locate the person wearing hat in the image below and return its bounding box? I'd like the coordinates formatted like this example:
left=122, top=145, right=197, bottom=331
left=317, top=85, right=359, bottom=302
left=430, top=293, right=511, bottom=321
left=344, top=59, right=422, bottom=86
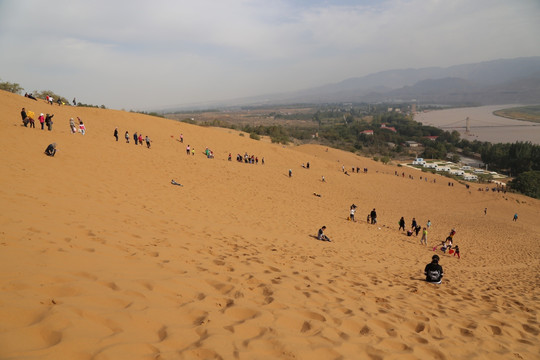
left=424, top=255, right=444, bottom=284
left=38, top=113, right=45, bottom=130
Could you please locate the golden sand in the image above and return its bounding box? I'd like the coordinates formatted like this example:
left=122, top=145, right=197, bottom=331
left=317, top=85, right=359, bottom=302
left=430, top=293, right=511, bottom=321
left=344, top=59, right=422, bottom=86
left=1, top=90, right=539, bottom=359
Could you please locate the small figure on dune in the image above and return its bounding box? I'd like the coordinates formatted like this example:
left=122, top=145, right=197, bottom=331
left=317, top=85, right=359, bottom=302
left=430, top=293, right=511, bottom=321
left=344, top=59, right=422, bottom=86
left=513, top=213, right=518, bottom=222
left=20, top=107, right=28, bottom=127
left=45, top=114, right=54, bottom=131
left=317, top=226, right=331, bottom=242
left=424, top=255, right=443, bottom=284
left=38, top=113, right=45, bottom=130
left=399, top=217, right=405, bottom=231
left=349, top=204, right=357, bottom=221
left=411, top=217, right=417, bottom=230
left=78, top=118, right=85, bottom=135
left=289, top=169, right=292, bottom=177
left=370, top=208, right=377, bottom=224
left=420, top=227, right=427, bottom=245
left=125, top=131, right=130, bottom=143
left=138, top=134, right=143, bottom=146
left=134, top=132, right=138, bottom=145
left=69, top=118, right=77, bottom=134
left=145, top=135, right=151, bottom=148
left=44, top=143, right=57, bottom=157
left=114, top=127, right=118, bottom=141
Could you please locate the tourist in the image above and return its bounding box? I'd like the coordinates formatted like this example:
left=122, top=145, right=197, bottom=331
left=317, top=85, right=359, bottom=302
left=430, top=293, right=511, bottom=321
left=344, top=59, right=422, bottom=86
left=349, top=205, right=356, bottom=222
left=370, top=208, right=377, bottom=224
left=317, top=226, right=331, bottom=242
left=424, top=255, right=444, bottom=284
left=38, top=113, right=45, bottom=130
left=411, top=217, right=417, bottom=230
left=134, top=132, right=138, bottom=145
left=44, top=143, right=57, bottom=157
left=114, top=127, right=118, bottom=141
left=420, top=227, right=427, bottom=245
left=513, top=213, right=518, bottom=221
left=69, top=118, right=76, bottom=134
left=78, top=118, right=85, bottom=135
left=399, top=217, right=405, bottom=231
left=145, top=135, right=151, bottom=148
left=45, top=114, right=54, bottom=131
left=125, top=131, right=130, bottom=143
left=20, top=108, right=28, bottom=127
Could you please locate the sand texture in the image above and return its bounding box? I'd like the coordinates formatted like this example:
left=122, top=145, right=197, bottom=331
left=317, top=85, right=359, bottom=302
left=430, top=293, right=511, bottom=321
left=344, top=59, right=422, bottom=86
left=1, top=91, right=539, bottom=360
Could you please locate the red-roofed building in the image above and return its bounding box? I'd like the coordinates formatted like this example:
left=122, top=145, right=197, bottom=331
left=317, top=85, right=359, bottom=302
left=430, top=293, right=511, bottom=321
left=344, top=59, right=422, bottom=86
left=360, top=130, right=374, bottom=135
left=380, top=124, right=397, bottom=132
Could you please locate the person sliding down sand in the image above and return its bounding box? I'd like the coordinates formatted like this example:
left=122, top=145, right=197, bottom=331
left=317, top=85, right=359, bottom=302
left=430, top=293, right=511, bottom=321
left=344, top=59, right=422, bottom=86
left=424, top=255, right=444, bottom=284
left=317, top=226, right=331, bottom=242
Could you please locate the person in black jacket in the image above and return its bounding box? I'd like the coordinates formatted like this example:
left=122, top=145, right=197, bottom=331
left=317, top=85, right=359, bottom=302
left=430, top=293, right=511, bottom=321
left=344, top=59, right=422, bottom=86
left=44, top=143, right=57, bottom=157
left=399, top=217, right=405, bottom=231
left=370, top=208, right=377, bottom=224
left=424, top=255, right=444, bottom=284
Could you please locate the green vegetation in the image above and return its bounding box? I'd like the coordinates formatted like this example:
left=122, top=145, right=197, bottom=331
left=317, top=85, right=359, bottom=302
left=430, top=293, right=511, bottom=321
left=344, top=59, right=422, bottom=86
left=510, top=171, right=540, bottom=199
left=493, top=105, right=540, bottom=123
left=249, top=132, right=260, bottom=140
left=0, top=79, right=24, bottom=94
left=481, top=142, right=540, bottom=176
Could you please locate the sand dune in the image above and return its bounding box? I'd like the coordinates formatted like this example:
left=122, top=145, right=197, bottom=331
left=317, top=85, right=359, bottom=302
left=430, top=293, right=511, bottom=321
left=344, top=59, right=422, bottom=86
left=1, top=90, right=539, bottom=360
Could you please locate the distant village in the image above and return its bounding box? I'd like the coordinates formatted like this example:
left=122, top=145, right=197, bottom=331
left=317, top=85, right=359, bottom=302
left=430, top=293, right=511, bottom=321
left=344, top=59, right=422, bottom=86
left=407, top=157, right=506, bottom=183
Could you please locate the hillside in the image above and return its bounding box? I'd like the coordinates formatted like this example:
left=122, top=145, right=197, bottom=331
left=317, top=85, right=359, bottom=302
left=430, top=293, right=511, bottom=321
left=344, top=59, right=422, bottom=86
left=1, top=90, right=539, bottom=360
left=164, top=57, right=540, bottom=109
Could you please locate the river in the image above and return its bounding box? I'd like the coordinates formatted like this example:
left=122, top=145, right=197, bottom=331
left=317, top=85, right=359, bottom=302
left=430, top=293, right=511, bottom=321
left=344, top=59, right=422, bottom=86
left=414, top=104, right=540, bottom=144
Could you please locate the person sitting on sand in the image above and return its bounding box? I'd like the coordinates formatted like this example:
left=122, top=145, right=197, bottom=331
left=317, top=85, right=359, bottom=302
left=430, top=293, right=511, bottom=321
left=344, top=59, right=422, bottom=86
left=44, top=143, right=57, bottom=157
left=424, top=255, right=444, bottom=284
left=317, top=226, right=331, bottom=242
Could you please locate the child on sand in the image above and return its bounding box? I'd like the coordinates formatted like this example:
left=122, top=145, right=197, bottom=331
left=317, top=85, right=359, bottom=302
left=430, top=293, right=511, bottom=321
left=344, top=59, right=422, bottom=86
left=453, top=245, right=460, bottom=259
left=420, top=227, right=427, bottom=245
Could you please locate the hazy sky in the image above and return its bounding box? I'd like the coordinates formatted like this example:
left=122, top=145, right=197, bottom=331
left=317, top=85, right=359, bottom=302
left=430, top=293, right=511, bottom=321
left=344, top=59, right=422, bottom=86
left=1, top=0, right=539, bottom=110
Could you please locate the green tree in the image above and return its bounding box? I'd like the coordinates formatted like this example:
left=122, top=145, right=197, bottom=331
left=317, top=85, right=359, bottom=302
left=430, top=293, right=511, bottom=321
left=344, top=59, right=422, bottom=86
left=0, top=79, right=24, bottom=94
left=510, top=171, right=540, bottom=199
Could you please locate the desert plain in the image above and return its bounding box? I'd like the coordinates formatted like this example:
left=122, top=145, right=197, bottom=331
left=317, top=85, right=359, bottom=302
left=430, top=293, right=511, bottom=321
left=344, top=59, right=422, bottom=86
left=0, top=91, right=539, bottom=360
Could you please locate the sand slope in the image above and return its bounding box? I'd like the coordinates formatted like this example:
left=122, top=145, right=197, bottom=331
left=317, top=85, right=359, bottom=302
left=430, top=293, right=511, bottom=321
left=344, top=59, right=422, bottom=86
left=1, top=90, right=539, bottom=360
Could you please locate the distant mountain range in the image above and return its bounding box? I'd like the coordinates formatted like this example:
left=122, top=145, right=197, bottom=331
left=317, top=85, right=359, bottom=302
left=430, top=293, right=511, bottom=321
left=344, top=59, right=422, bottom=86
left=162, top=57, right=540, bottom=111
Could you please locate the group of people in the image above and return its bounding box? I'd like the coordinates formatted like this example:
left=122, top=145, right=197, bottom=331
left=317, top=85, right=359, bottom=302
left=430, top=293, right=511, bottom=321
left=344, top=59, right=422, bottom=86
left=115, top=128, right=151, bottom=148
left=69, top=117, right=86, bottom=135
left=233, top=153, right=262, bottom=164
left=21, top=108, right=54, bottom=130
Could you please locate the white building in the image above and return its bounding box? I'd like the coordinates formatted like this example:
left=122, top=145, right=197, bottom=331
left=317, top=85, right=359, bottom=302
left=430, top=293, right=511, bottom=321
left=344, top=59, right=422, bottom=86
left=464, top=174, right=478, bottom=181
left=450, top=170, right=465, bottom=176
left=412, top=158, right=426, bottom=165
